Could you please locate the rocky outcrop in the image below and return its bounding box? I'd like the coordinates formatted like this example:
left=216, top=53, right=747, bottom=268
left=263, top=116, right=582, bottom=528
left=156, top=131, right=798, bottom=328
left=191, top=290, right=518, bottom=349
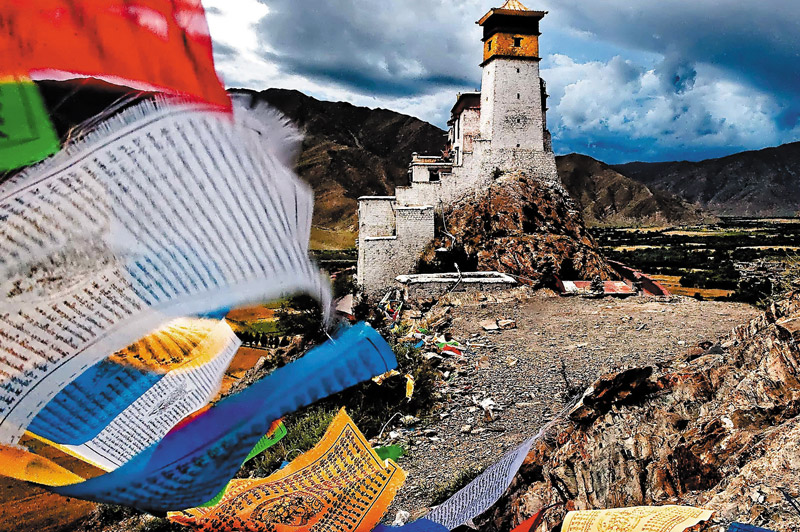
left=418, top=173, right=615, bottom=288
left=474, top=293, right=800, bottom=531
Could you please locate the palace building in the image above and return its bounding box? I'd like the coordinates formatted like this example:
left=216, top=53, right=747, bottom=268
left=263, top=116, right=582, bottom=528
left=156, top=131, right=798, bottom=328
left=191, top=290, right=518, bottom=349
left=357, top=0, right=560, bottom=296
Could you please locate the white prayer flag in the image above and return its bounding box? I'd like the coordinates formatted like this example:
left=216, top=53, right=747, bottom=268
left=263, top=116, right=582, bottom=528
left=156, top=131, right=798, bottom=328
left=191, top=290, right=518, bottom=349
left=0, top=99, right=328, bottom=444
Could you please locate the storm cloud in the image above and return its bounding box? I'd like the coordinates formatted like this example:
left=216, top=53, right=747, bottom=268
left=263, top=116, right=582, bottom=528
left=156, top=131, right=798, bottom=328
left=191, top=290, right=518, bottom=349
left=208, top=0, right=800, bottom=162
left=254, top=0, right=483, bottom=97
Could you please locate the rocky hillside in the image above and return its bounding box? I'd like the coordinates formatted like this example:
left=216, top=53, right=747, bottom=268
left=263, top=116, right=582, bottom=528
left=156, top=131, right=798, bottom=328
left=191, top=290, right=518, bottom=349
left=475, top=292, right=800, bottom=531
left=418, top=172, right=615, bottom=287
left=558, top=154, right=707, bottom=227
left=230, top=88, right=448, bottom=230
left=615, top=143, right=800, bottom=217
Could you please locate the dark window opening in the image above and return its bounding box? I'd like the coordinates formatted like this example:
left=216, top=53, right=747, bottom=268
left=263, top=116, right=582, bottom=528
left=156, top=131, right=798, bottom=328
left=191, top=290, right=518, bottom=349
left=516, top=68, right=520, bottom=73
left=517, top=93, right=520, bottom=99
left=516, top=143, right=521, bottom=148
left=488, top=41, right=492, bottom=51
left=513, top=37, right=523, bottom=47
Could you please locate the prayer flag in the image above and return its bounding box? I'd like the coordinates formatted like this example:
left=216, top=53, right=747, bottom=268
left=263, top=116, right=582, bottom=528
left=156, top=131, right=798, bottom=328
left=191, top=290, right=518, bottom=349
left=426, top=434, right=537, bottom=530
left=29, top=319, right=241, bottom=471
left=198, top=419, right=288, bottom=508
left=51, top=323, right=397, bottom=511
left=376, top=445, right=405, bottom=462
left=562, top=506, right=714, bottom=532
left=372, top=519, right=449, bottom=531
left=728, top=524, right=775, bottom=532
left=0, top=0, right=230, bottom=108
left=0, top=77, right=59, bottom=171
left=168, top=409, right=406, bottom=532
left=405, top=374, right=415, bottom=400
left=0, top=98, right=326, bottom=445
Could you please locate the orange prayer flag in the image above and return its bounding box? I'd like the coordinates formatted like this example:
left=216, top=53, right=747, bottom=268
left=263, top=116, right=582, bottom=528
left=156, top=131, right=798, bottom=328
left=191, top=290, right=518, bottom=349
left=0, top=445, right=85, bottom=487
left=0, top=0, right=230, bottom=109
left=168, top=409, right=406, bottom=532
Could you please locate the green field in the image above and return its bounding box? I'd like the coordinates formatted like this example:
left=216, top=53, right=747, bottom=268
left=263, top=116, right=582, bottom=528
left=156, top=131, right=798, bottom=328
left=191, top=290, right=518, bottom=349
left=592, top=217, right=800, bottom=302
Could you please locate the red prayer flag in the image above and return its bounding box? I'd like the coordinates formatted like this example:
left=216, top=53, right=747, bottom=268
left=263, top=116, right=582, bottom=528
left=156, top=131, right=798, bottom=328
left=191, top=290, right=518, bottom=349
left=511, top=503, right=563, bottom=532
left=0, top=0, right=230, bottom=109
left=511, top=510, right=545, bottom=532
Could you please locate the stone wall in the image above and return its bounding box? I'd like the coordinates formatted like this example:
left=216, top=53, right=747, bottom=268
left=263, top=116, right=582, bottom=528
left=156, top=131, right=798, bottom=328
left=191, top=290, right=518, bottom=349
left=358, top=197, right=396, bottom=237
left=487, top=147, right=559, bottom=185
left=396, top=182, right=442, bottom=208
left=396, top=272, right=517, bottom=300
left=480, top=59, right=544, bottom=151
left=452, top=107, right=481, bottom=166
left=357, top=204, right=435, bottom=297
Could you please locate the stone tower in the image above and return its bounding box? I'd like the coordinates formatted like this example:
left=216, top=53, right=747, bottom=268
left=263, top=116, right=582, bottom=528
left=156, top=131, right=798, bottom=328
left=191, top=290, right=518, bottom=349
left=356, top=0, right=559, bottom=297
left=478, top=0, right=548, bottom=152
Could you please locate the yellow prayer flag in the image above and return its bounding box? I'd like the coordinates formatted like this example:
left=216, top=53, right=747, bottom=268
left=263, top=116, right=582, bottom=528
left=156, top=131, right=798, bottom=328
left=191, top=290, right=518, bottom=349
left=168, top=409, right=406, bottom=532
left=562, top=505, right=714, bottom=532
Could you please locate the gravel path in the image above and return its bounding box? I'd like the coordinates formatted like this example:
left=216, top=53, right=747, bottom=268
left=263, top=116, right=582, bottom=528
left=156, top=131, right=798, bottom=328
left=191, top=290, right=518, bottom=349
left=382, top=293, right=758, bottom=519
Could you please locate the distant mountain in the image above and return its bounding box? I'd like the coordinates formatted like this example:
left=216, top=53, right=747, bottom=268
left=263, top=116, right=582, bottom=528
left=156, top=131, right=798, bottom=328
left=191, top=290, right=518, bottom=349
left=27, top=82, right=720, bottom=231
left=614, top=143, right=800, bottom=217
left=231, top=88, right=448, bottom=230
left=557, top=153, right=706, bottom=227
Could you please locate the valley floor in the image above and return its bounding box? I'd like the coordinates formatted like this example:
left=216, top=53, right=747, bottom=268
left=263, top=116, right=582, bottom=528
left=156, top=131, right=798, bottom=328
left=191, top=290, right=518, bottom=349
left=383, top=292, right=758, bottom=519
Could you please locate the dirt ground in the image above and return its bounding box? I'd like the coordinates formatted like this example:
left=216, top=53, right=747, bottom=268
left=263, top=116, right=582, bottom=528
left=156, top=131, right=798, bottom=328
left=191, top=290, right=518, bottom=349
left=382, top=292, right=758, bottom=518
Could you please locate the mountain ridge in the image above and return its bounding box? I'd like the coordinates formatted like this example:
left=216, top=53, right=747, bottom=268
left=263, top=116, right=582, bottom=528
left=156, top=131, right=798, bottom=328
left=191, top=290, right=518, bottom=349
left=557, top=153, right=707, bottom=227
left=28, top=82, right=800, bottom=230
left=614, top=142, right=800, bottom=217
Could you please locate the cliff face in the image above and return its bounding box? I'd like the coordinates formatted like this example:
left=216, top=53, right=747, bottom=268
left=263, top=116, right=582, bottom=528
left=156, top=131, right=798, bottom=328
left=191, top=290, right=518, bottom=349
left=615, top=143, right=800, bottom=218
left=558, top=154, right=707, bottom=227
left=418, top=172, right=615, bottom=287
left=475, top=293, right=800, bottom=531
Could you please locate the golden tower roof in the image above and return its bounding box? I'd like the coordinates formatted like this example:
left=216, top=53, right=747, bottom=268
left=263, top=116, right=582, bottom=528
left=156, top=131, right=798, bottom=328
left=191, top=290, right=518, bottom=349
left=499, top=0, right=530, bottom=11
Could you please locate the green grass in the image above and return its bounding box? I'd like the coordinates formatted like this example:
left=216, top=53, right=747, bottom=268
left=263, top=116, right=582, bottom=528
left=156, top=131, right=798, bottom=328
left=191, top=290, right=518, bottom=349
left=310, top=227, right=357, bottom=250
left=243, top=407, right=337, bottom=478
left=240, top=320, right=279, bottom=335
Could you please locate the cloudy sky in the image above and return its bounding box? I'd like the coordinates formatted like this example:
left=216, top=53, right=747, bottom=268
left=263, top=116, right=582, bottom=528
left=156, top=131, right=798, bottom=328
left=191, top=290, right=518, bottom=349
left=205, top=0, right=800, bottom=163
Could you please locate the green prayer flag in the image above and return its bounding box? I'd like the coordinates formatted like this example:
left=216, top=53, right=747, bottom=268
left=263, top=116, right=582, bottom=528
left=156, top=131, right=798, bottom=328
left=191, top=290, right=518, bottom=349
left=198, top=421, right=288, bottom=508
left=0, top=78, right=59, bottom=172
left=244, top=422, right=288, bottom=462
left=375, top=445, right=405, bottom=462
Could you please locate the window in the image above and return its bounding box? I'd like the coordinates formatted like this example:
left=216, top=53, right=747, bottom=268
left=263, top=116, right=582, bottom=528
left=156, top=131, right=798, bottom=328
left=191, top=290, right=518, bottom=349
left=488, top=41, right=492, bottom=51
left=516, top=68, right=520, bottom=73
left=517, top=93, right=520, bottom=99
left=513, top=37, right=523, bottom=47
